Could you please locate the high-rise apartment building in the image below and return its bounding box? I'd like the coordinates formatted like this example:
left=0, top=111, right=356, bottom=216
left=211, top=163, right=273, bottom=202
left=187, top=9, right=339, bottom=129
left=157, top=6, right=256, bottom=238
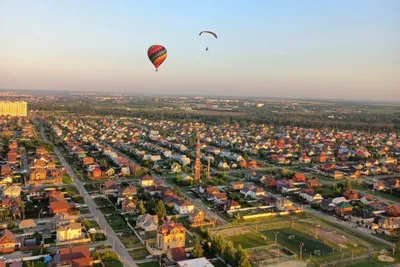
left=0, top=101, right=28, bottom=116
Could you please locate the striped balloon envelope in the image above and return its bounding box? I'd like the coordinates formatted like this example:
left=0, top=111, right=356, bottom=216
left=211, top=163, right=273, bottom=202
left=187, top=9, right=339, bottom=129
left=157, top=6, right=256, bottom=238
left=147, top=45, right=167, bottom=71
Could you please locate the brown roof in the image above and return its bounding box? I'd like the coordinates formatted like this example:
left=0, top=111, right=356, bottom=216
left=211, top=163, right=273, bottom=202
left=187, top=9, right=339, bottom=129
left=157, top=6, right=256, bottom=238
left=50, top=200, right=69, bottom=213
left=169, top=247, right=186, bottom=262
left=56, top=245, right=91, bottom=263
left=0, top=229, right=16, bottom=243
left=159, top=220, right=185, bottom=235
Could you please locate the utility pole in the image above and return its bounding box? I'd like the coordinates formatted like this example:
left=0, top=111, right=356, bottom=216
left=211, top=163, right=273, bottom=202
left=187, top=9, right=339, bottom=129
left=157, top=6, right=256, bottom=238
left=299, top=242, right=304, bottom=261
left=274, top=231, right=280, bottom=245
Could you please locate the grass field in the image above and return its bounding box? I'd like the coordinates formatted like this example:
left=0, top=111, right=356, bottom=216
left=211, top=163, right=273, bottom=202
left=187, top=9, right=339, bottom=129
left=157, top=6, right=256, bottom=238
left=66, top=186, right=80, bottom=196
left=94, top=197, right=112, bottom=207
left=106, top=214, right=128, bottom=231
left=100, top=206, right=117, bottom=215
left=72, top=196, right=85, bottom=204
left=226, top=231, right=270, bottom=249
left=103, top=260, right=123, bottom=267
left=62, top=174, right=73, bottom=184
left=119, top=233, right=142, bottom=249
left=261, top=228, right=335, bottom=259
left=129, top=248, right=150, bottom=260
left=82, top=219, right=100, bottom=230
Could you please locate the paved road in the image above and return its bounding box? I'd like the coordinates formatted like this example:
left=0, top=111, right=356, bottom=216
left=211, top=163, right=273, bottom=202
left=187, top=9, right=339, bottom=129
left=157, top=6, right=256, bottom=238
left=38, top=123, right=137, bottom=267
left=111, top=146, right=229, bottom=225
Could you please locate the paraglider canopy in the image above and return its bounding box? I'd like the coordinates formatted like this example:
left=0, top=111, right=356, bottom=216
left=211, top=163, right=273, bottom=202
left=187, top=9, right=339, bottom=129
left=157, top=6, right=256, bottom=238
left=199, top=31, right=218, bottom=38
left=147, top=45, right=167, bottom=71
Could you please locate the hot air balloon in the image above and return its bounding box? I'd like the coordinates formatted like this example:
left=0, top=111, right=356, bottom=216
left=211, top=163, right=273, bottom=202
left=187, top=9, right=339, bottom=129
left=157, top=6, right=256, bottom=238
left=148, top=45, right=167, bottom=71
left=199, top=31, right=217, bottom=51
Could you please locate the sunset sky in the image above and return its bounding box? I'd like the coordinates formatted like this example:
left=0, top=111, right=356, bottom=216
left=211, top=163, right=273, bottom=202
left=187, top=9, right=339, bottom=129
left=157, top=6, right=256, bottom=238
left=0, top=1, right=399, bottom=100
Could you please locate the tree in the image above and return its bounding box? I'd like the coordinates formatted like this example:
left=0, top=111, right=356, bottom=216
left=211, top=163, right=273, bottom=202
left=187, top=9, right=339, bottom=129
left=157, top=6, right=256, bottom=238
left=154, top=200, right=167, bottom=220
left=146, top=198, right=156, bottom=214
left=215, top=234, right=227, bottom=256
left=138, top=200, right=146, bottom=215
left=346, top=178, right=352, bottom=190
left=19, top=202, right=25, bottom=218
left=224, top=240, right=237, bottom=265
left=236, top=244, right=251, bottom=267
left=191, top=238, right=204, bottom=258
left=8, top=220, right=15, bottom=229
left=243, top=152, right=249, bottom=161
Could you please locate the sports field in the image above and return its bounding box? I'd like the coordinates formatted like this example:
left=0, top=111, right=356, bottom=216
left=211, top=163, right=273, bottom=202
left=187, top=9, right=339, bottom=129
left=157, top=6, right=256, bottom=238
left=225, top=231, right=271, bottom=249
left=261, top=228, right=334, bottom=259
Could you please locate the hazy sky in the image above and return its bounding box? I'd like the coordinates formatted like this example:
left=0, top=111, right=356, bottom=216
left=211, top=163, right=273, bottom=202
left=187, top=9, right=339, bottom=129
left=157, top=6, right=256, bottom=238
left=0, top=1, right=399, bottom=100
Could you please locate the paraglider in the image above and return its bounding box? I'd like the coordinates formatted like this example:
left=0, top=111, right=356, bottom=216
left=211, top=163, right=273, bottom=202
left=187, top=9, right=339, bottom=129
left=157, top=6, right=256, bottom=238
left=199, top=31, right=217, bottom=51
left=147, top=45, right=167, bottom=71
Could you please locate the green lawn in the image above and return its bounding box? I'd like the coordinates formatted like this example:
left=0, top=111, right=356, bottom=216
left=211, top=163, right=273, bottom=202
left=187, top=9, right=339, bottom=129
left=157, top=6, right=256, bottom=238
left=129, top=248, right=150, bottom=260
left=103, top=260, right=124, bottom=267
left=79, top=208, right=91, bottom=214
left=95, top=197, right=112, bottom=207
left=82, top=219, right=100, bottom=230
left=72, top=196, right=85, bottom=204
left=106, top=215, right=128, bottom=231
left=84, top=183, right=99, bottom=192
left=99, top=206, right=116, bottom=215
left=62, top=174, right=73, bottom=184
left=119, top=233, right=142, bottom=249
left=66, top=186, right=80, bottom=196
left=138, top=262, right=159, bottom=267
left=260, top=228, right=335, bottom=259
left=226, top=232, right=270, bottom=249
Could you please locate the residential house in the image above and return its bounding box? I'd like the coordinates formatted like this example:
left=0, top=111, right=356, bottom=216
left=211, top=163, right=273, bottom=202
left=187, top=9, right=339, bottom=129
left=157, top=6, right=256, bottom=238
left=225, top=199, right=241, bottom=211
left=240, top=186, right=265, bottom=199
left=230, top=181, right=244, bottom=191
left=89, top=168, right=103, bottom=180
left=174, top=199, right=194, bottom=214
left=57, top=222, right=82, bottom=242
left=52, top=212, right=78, bottom=230
left=188, top=209, right=207, bottom=225
left=261, top=176, right=277, bottom=187
left=3, top=185, right=21, bottom=198
left=0, top=165, right=12, bottom=176
left=386, top=205, right=400, bottom=217
left=48, top=190, right=65, bottom=202
left=292, top=173, right=306, bottom=184
left=140, top=176, right=154, bottom=187
left=102, top=181, right=119, bottom=196
left=0, top=229, right=20, bottom=253
left=307, top=178, right=320, bottom=188
left=53, top=245, right=93, bottom=267
left=104, top=168, right=115, bottom=177
left=360, top=194, right=375, bottom=205
left=213, top=193, right=228, bottom=203
left=343, top=190, right=359, bottom=200
left=156, top=220, right=185, bottom=250
left=335, top=202, right=353, bottom=217
left=1, top=197, right=22, bottom=219
left=118, top=185, right=137, bottom=204
left=378, top=217, right=400, bottom=230
left=299, top=188, right=323, bottom=203
left=50, top=200, right=70, bottom=214
left=121, top=198, right=137, bottom=214
left=136, top=214, right=158, bottom=232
